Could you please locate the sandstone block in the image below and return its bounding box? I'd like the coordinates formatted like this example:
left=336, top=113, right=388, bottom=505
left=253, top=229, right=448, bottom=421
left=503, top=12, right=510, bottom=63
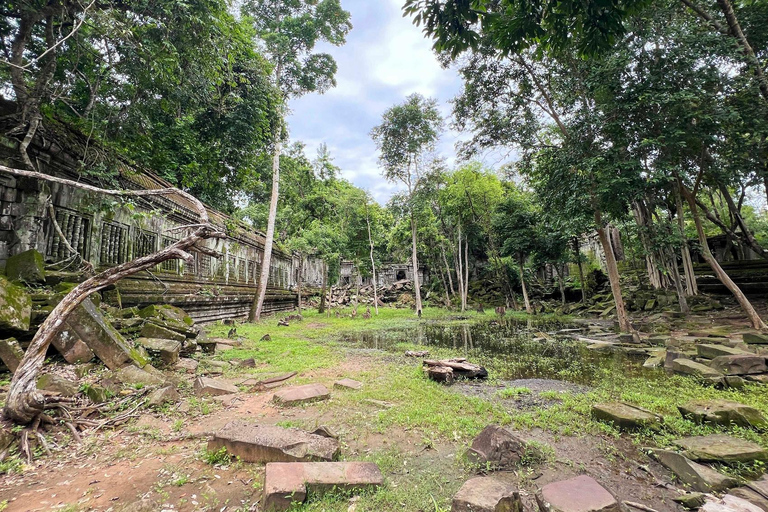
left=710, top=355, right=768, bottom=376
left=0, top=275, right=31, bottom=331
left=679, top=400, right=768, bottom=430
left=5, top=249, right=45, bottom=284
left=272, top=384, right=330, bottom=405
left=140, top=322, right=185, bottom=343
left=208, top=422, right=340, bottom=463
left=0, top=337, right=24, bottom=373
left=136, top=337, right=181, bottom=365
left=669, top=358, right=724, bottom=379
left=698, top=344, right=752, bottom=359
left=674, top=435, right=768, bottom=464
left=452, top=477, right=518, bottom=512
left=194, top=376, right=239, bottom=396
left=334, top=378, right=363, bottom=390
left=591, top=402, right=662, bottom=430
left=467, top=425, right=529, bottom=469
left=37, top=374, right=79, bottom=396
left=649, top=448, right=737, bottom=492
left=536, top=475, right=620, bottom=512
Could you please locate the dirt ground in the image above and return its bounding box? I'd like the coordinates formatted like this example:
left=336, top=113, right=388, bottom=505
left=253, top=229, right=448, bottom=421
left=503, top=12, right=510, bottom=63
left=1, top=307, right=761, bottom=512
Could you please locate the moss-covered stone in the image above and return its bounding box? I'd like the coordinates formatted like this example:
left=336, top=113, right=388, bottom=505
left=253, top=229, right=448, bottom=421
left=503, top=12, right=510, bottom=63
left=5, top=249, right=45, bottom=284
left=0, top=275, right=32, bottom=331
left=138, top=304, right=194, bottom=326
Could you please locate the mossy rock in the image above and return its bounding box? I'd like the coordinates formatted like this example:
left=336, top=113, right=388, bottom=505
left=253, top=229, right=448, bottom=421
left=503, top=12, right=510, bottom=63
left=5, top=249, right=45, bottom=284
left=0, top=275, right=32, bottom=331
left=138, top=304, right=194, bottom=326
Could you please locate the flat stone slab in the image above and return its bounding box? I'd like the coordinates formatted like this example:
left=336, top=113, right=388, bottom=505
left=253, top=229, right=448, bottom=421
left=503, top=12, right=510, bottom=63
left=452, top=477, right=517, bottom=512
left=591, top=402, right=662, bottom=430
left=263, top=462, right=383, bottom=511
left=272, top=384, right=330, bottom=405
left=140, top=322, right=186, bottom=343
left=711, top=355, right=768, bottom=376
left=702, top=494, right=764, bottom=512
left=679, top=400, right=768, bottom=430
left=674, top=435, right=768, bottom=464
left=743, top=333, right=768, bottom=345
left=136, top=337, right=181, bottom=365
left=113, top=365, right=166, bottom=387
left=649, top=448, right=737, bottom=492
left=175, top=358, right=199, bottom=373
left=698, top=344, right=752, bottom=359
left=194, top=376, right=239, bottom=396
left=334, top=378, right=363, bottom=390
left=669, top=358, right=724, bottom=379
left=208, top=422, right=339, bottom=463
left=536, top=475, right=620, bottom=512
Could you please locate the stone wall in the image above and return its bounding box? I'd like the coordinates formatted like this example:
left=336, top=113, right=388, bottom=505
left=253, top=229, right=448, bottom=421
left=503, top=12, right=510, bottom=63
left=339, top=260, right=429, bottom=288
left=0, top=107, right=313, bottom=322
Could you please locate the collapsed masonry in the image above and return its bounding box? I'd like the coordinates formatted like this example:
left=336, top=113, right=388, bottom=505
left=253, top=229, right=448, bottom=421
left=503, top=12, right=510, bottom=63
left=0, top=99, right=327, bottom=323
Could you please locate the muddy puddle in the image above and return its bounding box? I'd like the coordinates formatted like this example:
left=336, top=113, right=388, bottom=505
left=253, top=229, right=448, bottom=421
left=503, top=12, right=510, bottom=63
left=342, top=318, right=657, bottom=386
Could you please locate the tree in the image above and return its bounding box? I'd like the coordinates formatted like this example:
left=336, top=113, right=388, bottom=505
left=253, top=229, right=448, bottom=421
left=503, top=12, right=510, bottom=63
left=371, top=94, right=443, bottom=316
left=243, top=0, right=352, bottom=321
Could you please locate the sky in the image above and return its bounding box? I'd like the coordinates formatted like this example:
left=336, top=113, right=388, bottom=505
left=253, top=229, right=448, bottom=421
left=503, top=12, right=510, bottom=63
left=286, top=0, right=494, bottom=204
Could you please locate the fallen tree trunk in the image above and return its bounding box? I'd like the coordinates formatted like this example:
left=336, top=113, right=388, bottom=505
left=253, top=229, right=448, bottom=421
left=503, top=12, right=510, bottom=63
left=0, top=165, right=225, bottom=424
left=423, top=358, right=488, bottom=382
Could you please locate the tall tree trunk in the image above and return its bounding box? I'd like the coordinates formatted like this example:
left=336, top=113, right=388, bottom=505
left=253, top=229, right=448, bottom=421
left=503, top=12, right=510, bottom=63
left=572, top=238, right=588, bottom=303
left=518, top=255, right=532, bottom=314
left=633, top=200, right=666, bottom=289
left=674, top=187, right=699, bottom=295
left=250, top=138, right=282, bottom=322
left=464, top=237, right=470, bottom=311
left=595, top=211, right=633, bottom=332
left=667, top=247, right=690, bottom=314
left=366, top=207, right=379, bottom=315
left=410, top=212, right=423, bottom=315
left=297, top=254, right=303, bottom=315
left=319, top=259, right=327, bottom=314
left=456, top=227, right=465, bottom=312
left=555, top=264, right=566, bottom=306
left=679, top=181, right=767, bottom=329
left=440, top=241, right=455, bottom=296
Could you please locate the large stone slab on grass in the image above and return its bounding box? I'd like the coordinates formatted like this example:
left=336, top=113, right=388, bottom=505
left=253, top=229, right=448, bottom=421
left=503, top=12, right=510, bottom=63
left=711, top=355, right=768, bottom=376
left=679, top=400, right=768, bottom=430
left=0, top=275, right=31, bottom=331
left=467, top=425, right=528, bottom=469
left=729, top=488, right=768, bottom=512
left=208, top=422, right=340, bottom=463
left=698, top=344, right=752, bottom=359
left=194, top=376, right=239, bottom=396
left=334, top=378, right=362, bottom=390
left=136, top=338, right=181, bottom=365
left=272, top=384, right=330, bottom=406
left=669, top=358, right=724, bottom=379
left=263, top=462, right=383, bottom=511
left=649, top=448, right=737, bottom=492
left=67, top=298, right=148, bottom=369
left=591, top=402, right=662, bottom=430
left=747, top=475, right=768, bottom=500
left=674, top=435, right=768, bottom=464
left=452, top=477, right=518, bottom=512
left=5, top=249, right=45, bottom=284
left=138, top=304, right=194, bottom=326
left=536, top=475, right=620, bottom=512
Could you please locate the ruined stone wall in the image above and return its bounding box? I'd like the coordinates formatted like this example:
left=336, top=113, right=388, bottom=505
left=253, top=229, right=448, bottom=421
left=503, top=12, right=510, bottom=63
left=0, top=111, right=314, bottom=322
left=339, top=261, right=428, bottom=288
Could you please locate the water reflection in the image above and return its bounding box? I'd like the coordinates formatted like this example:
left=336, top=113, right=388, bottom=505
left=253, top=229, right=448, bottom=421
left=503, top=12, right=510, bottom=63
left=343, top=318, right=646, bottom=385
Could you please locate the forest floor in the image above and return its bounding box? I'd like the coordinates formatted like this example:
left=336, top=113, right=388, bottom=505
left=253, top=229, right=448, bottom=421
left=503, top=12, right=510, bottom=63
left=2, top=306, right=768, bottom=512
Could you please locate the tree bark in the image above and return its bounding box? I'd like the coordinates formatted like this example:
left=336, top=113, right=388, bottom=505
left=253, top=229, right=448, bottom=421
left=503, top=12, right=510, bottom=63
left=410, top=212, right=423, bottom=315
left=440, top=240, right=455, bottom=296
left=250, top=137, right=281, bottom=322
left=365, top=206, right=379, bottom=315
left=319, top=259, right=327, bottom=314
left=667, top=247, right=690, bottom=314
left=519, top=255, right=532, bottom=314
left=573, top=238, right=588, bottom=303
left=464, top=236, right=470, bottom=311
left=674, top=186, right=699, bottom=295
left=0, top=166, right=221, bottom=424
left=679, top=181, right=767, bottom=329
left=595, top=211, right=633, bottom=332
left=555, top=264, right=566, bottom=306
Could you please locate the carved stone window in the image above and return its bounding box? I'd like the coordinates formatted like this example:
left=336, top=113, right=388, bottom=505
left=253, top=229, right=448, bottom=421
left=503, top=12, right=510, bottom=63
left=100, top=222, right=129, bottom=266
left=160, top=237, right=179, bottom=273
left=133, top=230, right=157, bottom=259
left=45, top=208, right=91, bottom=262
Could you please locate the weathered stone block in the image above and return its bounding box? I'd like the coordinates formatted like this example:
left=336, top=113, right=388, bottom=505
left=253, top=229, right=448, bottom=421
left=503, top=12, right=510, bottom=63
left=467, top=425, right=528, bottom=469
left=701, top=494, right=764, bottom=512
left=208, top=422, right=340, bottom=463
left=0, top=337, right=24, bottom=373
left=710, top=355, right=768, bottom=376
left=272, top=384, right=330, bottom=406
left=263, top=462, right=383, bottom=511
left=66, top=298, right=148, bottom=369
left=679, top=400, right=768, bottom=430
left=674, top=435, right=768, bottom=464
left=147, top=386, right=179, bottom=407
left=51, top=327, right=95, bottom=364
left=37, top=374, right=79, bottom=396
left=452, top=477, right=518, bottom=512
left=536, top=475, right=620, bottom=512
left=175, top=358, right=199, bottom=373
left=136, top=337, right=181, bottom=365
left=698, top=344, right=752, bottom=359
left=334, top=378, right=362, bottom=390
left=138, top=304, right=194, bottom=326
left=194, top=376, right=239, bottom=396
left=139, top=322, right=186, bottom=343
left=649, top=448, right=737, bottom=492
left=0, top=275, right=31, bottom=332
left=668, top=358, right=724, bottom=379
left=84, top=384, right=110, bottom=403
left=591, top=402, right=662, bottom=430
left=5, top=249, right=45, bottom=284
left=112, top=365, right=166, bottom=387
left=743, top=333, right=768, bottom=345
